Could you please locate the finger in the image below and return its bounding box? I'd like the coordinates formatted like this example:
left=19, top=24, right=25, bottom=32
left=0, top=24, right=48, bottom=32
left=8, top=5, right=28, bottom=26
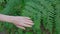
left=24, top=19, right=34, bottom=25
left=25, top=19, right=33, bottom=23
left=17, top=23, right=32, bottom=27
left=24, top=17, right=31, bottom=19
left=14, top=23, right=25, bottom=30
left=16, top=25, right=25, bottom=30
left=24, top=22, right=34, bottom=25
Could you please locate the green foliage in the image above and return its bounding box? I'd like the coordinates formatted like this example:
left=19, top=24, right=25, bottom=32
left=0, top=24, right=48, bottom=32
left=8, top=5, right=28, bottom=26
left=0, top=0, right=60, bottom=34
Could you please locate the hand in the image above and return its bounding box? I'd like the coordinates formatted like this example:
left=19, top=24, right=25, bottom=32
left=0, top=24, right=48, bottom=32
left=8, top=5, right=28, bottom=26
left=9, top=16, right=34, bottom=30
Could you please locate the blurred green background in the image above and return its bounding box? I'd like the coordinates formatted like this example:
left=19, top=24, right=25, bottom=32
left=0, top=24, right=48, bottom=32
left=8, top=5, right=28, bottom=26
left=0, top=0, right=60, bottom=34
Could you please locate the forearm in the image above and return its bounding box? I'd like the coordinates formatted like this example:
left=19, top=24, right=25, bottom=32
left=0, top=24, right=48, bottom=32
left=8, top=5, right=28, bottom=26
left=0, top=14, right=13, bottom=22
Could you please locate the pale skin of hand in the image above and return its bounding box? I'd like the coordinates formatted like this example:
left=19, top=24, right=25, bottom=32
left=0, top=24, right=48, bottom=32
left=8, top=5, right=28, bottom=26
left=0, top=14, right=34, bottom=30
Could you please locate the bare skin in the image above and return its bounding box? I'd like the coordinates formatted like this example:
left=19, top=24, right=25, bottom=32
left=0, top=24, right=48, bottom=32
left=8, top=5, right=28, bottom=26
left=0, top=14, right=34, bottom=30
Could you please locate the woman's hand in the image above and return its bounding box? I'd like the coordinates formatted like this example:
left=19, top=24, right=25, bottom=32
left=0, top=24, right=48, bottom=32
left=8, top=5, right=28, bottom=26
left=8, top=16, right=34, bottom=30
left=0, top=14, right=34, bottom=30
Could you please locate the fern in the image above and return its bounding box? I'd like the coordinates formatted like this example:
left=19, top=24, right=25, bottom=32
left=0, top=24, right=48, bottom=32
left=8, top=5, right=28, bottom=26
left=0, top=0, right=60, bottom=34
